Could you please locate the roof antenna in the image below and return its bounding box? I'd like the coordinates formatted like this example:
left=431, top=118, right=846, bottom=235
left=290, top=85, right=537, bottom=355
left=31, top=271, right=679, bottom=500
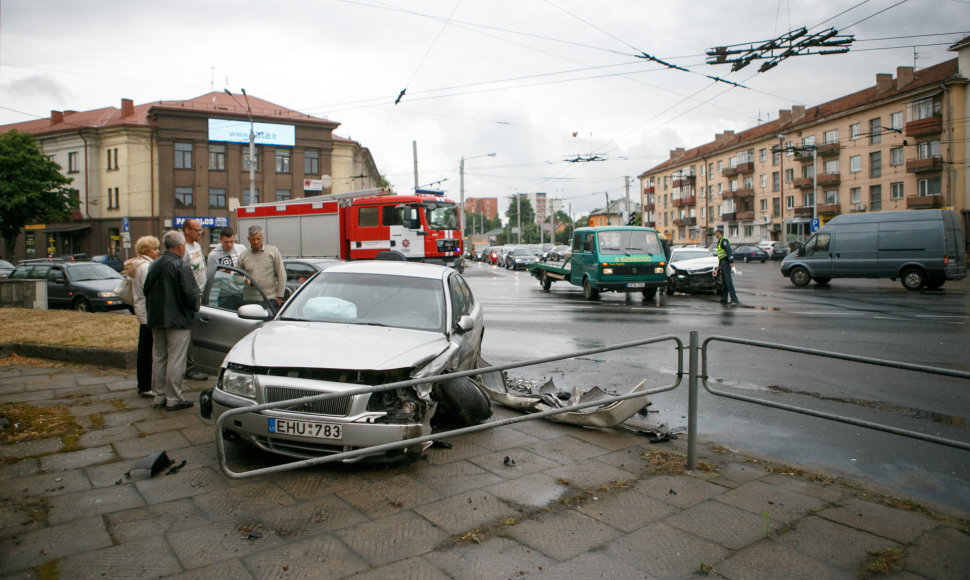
left=210, top=66, right=214, bottom=91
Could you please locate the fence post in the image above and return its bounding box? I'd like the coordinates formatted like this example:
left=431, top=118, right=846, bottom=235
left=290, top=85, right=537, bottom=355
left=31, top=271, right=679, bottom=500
left=687, top=330, right=698, bottom=470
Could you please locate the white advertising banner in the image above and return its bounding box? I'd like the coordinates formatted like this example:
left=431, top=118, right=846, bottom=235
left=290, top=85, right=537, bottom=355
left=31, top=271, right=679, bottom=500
left=208, top=119, right=295, bottom=147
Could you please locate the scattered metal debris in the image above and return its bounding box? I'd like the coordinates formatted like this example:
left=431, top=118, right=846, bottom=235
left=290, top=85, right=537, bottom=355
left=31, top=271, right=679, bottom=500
left=503, top=455, right=516, bottom=467
left=166, top=459, right=187, bottom=475
left=124, top=451, right=172, bottom=480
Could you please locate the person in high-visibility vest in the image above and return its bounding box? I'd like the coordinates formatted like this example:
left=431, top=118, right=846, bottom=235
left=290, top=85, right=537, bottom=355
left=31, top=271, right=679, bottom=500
left=715, top=229, right=739, bottom=304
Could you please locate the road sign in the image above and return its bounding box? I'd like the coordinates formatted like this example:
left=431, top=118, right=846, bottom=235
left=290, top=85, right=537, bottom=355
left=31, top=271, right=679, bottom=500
left=810, top=218, right=819, bottom=233
left=121, top=231, right=131, bottom=249
left=122, top=217, right=130, bottom=233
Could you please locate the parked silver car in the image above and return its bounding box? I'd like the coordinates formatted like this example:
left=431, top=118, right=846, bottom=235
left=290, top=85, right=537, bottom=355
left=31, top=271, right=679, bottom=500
left=192, top=261, right=489, bottom=464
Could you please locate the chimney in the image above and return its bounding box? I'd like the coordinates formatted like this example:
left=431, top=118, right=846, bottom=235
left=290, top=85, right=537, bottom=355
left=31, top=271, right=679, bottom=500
left=896, top=66, right=915, bottom=88
left=669, top=147, right=685, bottom=160
left=121, top=98, right=135, bottom=117
left=51, top=111, right=64, bottom=124
left=778, top=109, right=792, bottom=125
left=714, top=130, right=736, bottom=147
left=875, top=73, right=893, bottom=95
left=792, top=105, right=805, bottom=120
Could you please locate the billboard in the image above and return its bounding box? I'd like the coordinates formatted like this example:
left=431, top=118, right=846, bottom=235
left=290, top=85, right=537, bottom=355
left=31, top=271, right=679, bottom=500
left=208, top=119, right=295, bottom=147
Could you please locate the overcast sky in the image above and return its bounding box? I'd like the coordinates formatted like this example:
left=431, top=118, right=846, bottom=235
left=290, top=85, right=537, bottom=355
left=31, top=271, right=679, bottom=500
left=1, top=0, right=967, bottom=218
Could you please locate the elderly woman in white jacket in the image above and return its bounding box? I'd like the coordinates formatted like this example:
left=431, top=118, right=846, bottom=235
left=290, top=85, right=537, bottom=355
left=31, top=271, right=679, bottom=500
left=125, top=236, right=160, bottom=397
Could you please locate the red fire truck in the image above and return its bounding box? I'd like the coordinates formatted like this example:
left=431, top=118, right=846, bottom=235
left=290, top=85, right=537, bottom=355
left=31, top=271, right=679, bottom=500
left=235, top=188, right=465, bottom=271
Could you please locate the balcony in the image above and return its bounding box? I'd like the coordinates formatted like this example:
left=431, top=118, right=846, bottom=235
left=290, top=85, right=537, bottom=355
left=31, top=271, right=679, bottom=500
left=643, top=186, right=655, bottom=194
left=817, top=203, right=841, bottom=216
left=817, top=142, right=841, bottom=157
left=906, top=194, right=943, bottom=208
left=720, top=212, right=736, bottom=222
left=644, top=220, right=656, bottom=228
left=905, top=115, right=942, bottom=137
left=672, top=217, right=697, bottom=227
left=905, top=156, right=943, bottom=173
left=671, top=175, right=695, bottom=188
left=736, top=211, right=755, bottom=221
left=792, top=177, right=815, bottom=189
left=723, top=162, right=754, bottom=177
left=672, top=195, right=696, bottom=207
left=816, top=173, right=841, bottom=187
left=644, top=202, right=655, bottom=212
left=794, top=149, right=815, bottom=162
left=793, top=206, right=814, bottom=217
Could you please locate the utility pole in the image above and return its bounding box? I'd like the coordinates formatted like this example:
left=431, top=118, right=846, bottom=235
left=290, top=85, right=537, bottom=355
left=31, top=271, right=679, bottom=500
left=516, top=194, right=521, bottom=244
left=605, top=192, right=611, bottom=225
left=625, top=176, right=631, bottom=224
left=224, top=88, right=257, bottom=203
left=412, top=141, right=419, bottom=193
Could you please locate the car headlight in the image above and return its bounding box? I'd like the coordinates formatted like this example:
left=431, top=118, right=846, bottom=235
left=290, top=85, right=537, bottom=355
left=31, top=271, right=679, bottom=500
left=98, top=291, right=115, bottom=298
left=602, top=267, right=613, bottom=275
left=221, top=367, right=256, bottom=399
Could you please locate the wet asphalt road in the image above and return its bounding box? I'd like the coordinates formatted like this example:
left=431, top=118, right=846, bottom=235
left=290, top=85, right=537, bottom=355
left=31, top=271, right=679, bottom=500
left=461, top=258, right=970, bottom=512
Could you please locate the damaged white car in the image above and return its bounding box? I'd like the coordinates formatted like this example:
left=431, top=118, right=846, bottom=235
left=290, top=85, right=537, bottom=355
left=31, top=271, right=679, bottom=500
left=192, top=262, right=490, bottom=464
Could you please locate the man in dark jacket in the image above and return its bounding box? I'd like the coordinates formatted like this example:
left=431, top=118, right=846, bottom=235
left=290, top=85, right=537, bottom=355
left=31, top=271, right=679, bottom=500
left=715, top=229, right=740, bottom=305
left=144, top=230, right=200, bottom=411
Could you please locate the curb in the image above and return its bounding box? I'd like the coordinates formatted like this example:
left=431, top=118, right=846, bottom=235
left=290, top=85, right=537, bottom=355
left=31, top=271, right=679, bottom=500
left=0, top=343, right=136, bottom=370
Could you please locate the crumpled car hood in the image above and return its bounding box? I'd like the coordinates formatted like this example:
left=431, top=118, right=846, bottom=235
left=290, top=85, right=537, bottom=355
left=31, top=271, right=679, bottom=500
left=226, top=321, right=449, bottom=371
left=669, top=257, right=718, bottom=272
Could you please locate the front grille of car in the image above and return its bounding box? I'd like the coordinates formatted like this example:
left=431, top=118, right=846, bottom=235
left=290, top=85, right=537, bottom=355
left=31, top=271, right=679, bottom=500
left=264, top=386, right=353, bottom=416
left=682, top=266, right=715, bottom=275
left=608, top=264, right=660, bottom=276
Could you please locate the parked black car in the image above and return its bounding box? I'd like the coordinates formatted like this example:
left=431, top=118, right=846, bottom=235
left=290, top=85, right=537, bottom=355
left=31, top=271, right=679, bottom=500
left=8, top=260, right=127, bottom=312
left=0, top=259, right=14, bottom=278
left=91, top=254, right=125, bottom=272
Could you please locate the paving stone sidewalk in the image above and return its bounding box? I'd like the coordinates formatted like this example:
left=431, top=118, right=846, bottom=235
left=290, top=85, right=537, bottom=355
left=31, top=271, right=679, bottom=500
left=1, top=360, right=968, bottom=579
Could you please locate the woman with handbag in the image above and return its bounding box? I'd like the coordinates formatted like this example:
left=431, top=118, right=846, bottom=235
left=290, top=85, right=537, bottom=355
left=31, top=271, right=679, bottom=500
left=124, top=236, right=161, bottom=397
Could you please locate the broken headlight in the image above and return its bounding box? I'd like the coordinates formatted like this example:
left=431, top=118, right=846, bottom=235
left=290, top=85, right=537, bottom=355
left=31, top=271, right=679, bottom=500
left=221, top=367, right=256, bottom=399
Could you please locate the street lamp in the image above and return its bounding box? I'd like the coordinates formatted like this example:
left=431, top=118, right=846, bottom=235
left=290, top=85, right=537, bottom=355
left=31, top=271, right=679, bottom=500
left=225, top=88, right=256, bottom=204
left=459, top=153, right=496, bottom=242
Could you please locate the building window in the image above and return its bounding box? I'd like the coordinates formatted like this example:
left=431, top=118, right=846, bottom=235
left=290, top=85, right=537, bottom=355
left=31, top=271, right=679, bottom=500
left=869, top=185, right=882, bottom=211
left=175, top=142, right=193, bottom=169
left=772, top=150, right=780, bottom=166
left=716, top=160, right=722, bottom=174
left=760, top=199, right=768, bottom=212
left=850, top=187, right=862, bottom=204
left=107, top=187, right=120, bottom=209
left=823, top=129, right=838, bottom=145
left=716, top=183, right=722, bottom=194
left=850, top=155, right=861, bottom=173
left=276, top=189, right=291, bottom=201
left=824, top=159, right=839, bottom=174
left=802, top=165, right=815, bottom=179
left=175, top=187, right=193, bottom=208
left=918, top=177, right=941, bottom=196
left=890, top=182, right=904, bottom=200
left=759, top=148, right=766, bottom=162
left=850, top=123, right=861, bottom=140
left=890, top=112, right=903, bottom=131
left=760, top=174, right=767, bottom=189
left=68, top=151, right=79, bottom=173
left=824, top=190, right=838, bottom=204
left=743, top=225, right=754, bottom=237
left=785, top=195, right=794, bottom=209
left=784, top=169, right=793, bottom=183
left=209, top=187, right=227, bottom=208
left=106, top=148, right=119, bottom=170
left=869, top=118, right=881, bottom=144
left=275, top=148, right=291, bottom=173
left=242, top=189, right=259, bottom=205
left=910, top=96, right=941, bottom=121
left=242, top=147, right=259, bottom=172
left=890, top=147, right=904, bottom=166
left=917, top=140, right=940, bottom=159
left=802, top=135, right=816, bottom=147
left=208, top=144, right=226, bottom=171
left=772, top=197, right=780, bottom=217
left=869, top=151, right=881, bottom=178
left=803, top=192, right=815, bottom=206
left=772, top=171, right=780, bottom=192
left=304, top=149, right=319, bottom=175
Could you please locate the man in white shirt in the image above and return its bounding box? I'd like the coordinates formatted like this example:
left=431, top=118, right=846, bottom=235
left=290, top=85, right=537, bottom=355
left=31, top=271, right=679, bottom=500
left=207, top=226, right=245, bottom=272
left=181, top=218, right=208, bottom=381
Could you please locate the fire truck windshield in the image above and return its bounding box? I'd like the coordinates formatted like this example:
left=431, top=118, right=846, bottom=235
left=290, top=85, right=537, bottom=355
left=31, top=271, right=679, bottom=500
left=424, top=203, right=459, bottom=231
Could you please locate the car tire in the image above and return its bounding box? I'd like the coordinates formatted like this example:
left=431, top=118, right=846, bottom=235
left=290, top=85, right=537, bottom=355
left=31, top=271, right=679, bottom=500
left=760, top=258, right=766, bottom=263
left=665, top=279, right=675, bottom=295
left=813, top=277, right=831, bottom=286
left=433, top=376, right=492, bottom=426
left=541, top=271, right=552, bottom=291
left=789, top=267, right=811, bottom=287
left=73, top=297, right=90, bottom=312
left=642, top=287, right=657, bottom=300
left=582, top=278, right=599, bottom=300
left=901, top=268, right=925, bottom=291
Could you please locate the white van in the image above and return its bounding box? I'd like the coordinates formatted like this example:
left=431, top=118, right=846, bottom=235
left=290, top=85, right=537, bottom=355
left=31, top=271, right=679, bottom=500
left=780, top=209, right=966, bottom=290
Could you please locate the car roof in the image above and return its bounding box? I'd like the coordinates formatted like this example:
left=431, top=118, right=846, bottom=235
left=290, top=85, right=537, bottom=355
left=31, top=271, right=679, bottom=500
left=321, top=260, right=452, bottom=280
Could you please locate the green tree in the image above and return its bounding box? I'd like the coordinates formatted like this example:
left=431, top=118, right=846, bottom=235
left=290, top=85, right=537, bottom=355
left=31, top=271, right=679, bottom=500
left=505, top=196, right=537, bottom=243
left=0, top=130, right=77, bottom=257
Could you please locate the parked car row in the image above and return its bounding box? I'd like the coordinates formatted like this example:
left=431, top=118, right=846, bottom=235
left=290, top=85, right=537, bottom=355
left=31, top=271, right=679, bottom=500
left=6, top=259, right=128, bottom=312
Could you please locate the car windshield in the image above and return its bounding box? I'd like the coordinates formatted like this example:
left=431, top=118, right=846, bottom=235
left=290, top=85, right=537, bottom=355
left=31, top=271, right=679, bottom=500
left=672, top=250, right=713, bottom=261
left=596, top=230, right=663, bottom=255
left=281, top=272, right=445, bottom=333
left=424, top=202, right=459, bottom=231
left=69, top=263, right=122, bottom=281
left=513, top=248, right=533, bottom=256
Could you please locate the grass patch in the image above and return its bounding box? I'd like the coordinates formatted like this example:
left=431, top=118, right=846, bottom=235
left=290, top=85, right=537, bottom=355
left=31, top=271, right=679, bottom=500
left=0, top=308, right=138, bottom=350
left=858, top=547, right=903, bottom=578
left=644, top=450, right=718, bottom=475
left=0, top=403, right=85, bottom=445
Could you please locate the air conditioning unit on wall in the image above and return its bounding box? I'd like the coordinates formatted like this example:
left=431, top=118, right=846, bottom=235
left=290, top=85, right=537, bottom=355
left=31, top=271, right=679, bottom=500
left=855, top=203, right=866, bottom=211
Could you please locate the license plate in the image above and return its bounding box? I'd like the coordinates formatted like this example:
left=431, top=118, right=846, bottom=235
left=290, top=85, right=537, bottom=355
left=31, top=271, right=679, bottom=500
left=627, top=282, right=646, bottom=288
left=268, top=418, right=342, bottom=440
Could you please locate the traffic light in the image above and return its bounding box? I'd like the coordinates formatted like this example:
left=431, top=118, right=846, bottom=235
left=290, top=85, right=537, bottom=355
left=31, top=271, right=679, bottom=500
left=626, top=211, right=637, bottom=225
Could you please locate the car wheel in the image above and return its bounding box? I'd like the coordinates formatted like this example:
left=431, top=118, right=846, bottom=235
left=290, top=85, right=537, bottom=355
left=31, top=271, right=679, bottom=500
left=789, top=266, right=811, bottom=287
left=642, top=287, right=657, bottom=300
left=582, top=278, right=599, bottom=300
left=760, top=258, right=766, bottom=263
left=73, top=297, right=90, bottom=312
left=433, top=377, right=492, bottom=427
left=665, top=278, right=675, bottom=295
left=541, top=271, right=552, bottom=291
left=813, top=277, right=831, bottom=286
left=901, top=268, right=925, bottom=291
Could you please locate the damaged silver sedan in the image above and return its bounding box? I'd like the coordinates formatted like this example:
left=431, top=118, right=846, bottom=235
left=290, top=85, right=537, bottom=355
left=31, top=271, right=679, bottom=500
left=192, top=262, right=490, bottom=464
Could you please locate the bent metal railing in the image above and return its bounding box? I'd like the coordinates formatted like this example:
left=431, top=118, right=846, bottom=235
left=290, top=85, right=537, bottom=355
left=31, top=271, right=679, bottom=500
left=215, top=335, right=684, bottom=478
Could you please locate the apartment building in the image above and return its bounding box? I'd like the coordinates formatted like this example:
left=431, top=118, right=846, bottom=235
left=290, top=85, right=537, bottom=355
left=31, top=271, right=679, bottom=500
left=0, top=93, right=380, bottom=261
left=464, top=197, right=500, bottom=220
left=639, top=38, right=968, bottom=248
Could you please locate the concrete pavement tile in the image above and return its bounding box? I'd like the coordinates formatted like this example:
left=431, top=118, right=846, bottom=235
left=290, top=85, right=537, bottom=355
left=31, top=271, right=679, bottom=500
left=712, top=459, right=768, bottom=486
left=55, top=535, right=183, bottom=579
left=165, top=558, right=254, bottom=580
left=0, top=436, right=63, bottom=460
left=605, top=521, right=729, bottom=578
left=273, top=467, right=370, bottom=500
left=0, top=516, right=112, bottom=575
left=424, top=536, right=554, bottom=579
left=86, top=460, right=144, bottom=488
left=349, top=556, right=451, bottom=579
left=0, top=496, right=50, bottom=539
left=664, top=499, right=769, bottom=550
left=39, top=445, right=116, bottom=471
left=179, top=423, right=216, bottom=445
left=76, top=424, right=139, bottom=448
left=0, top=390, right=57, bottom=404
left=714, top=539, right=846, bottom=579
left=635, top=474, right=727, bottom=508
left=718, top=479, right=827, bottom=523
left=105, top=497, right=211, bottom=543
left=422, top=435, right=491, bottom=465
left=192, top=480, right=295, bottom=521
left=759, top=472, right=848, bottom=503
left=0, top=457, right=41, bottom=480
left=507, top=416, right=579, bottom=440
left=485, top=471, right=571, bottom=509
left=244, top=534, right=370, bottom=578
left=542, top=550, right=658, bottom=580
left=100, top=407, right=159, bottom=428
left=112, top=430, right=193, bottom=459
left=132, top=465, right=228, bottom=504
left=569, top=425, right=650, bottom=451
left=450, top=422, right=543, bottom=452
left=136, top=413, right=201, bottom=435
left=577, top=487, right=678, bottom=532
left=47, top=484, right=145, bottom=524
left=504, top=509, right=623, bottom=561
left=817, top=497, right=939, bottom=543
left=413, top=490, right=519, bottom=534
left=76, top=373, right=127, bottom=387
left=67, top=401, right=119, bottom=417
left=467, top=448, right=560, bottom=478
left=259, top=494, right=368, bottom=537
left=527, top=434, right=612, bottom=464
left=1, top=467, right=91, bottom=499
left=544, top=458, right=637, bottom=490
left=596, top=444, right=657, bottom=473
left=335, top=510, right=449, bottom=566
left=903, top=526, right=970, bottom=579
left=410, top=458, right=504, bottom=496
left=337, top=474, right=441, bottom=519
left=166, top=518, right=287, bottom=569
left=774, top=515, right=901, bottom=573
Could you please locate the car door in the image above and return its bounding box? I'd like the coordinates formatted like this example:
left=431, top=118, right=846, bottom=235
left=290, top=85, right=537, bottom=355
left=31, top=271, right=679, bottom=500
left=190, top=266, right=274, bottom=375
left=447, top=272, right=483, bottom=370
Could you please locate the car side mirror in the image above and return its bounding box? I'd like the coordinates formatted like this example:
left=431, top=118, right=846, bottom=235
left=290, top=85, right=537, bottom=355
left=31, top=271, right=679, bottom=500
left=456, top=314, right=475, bottom=334
left=237, top=303, right=273, bottom=320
